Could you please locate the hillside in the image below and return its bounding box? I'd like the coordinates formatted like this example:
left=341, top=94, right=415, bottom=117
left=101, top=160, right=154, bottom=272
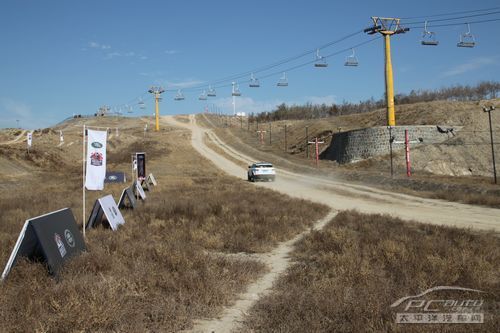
left=214, top=99, right=500, bottom=178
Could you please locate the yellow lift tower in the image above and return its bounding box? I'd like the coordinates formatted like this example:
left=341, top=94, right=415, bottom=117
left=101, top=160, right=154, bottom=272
left=365, top=18, right=409, bottom=126
left=148, top=86, right=165, bottom=131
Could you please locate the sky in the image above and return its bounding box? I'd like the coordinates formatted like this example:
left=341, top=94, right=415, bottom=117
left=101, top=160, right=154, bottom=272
left=0, top=0, right=499, bottom=129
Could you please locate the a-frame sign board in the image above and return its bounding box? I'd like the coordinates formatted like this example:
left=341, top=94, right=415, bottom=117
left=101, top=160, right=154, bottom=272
left=118, top=186, right=136, bottom=210
left=1, top=208, right=86, bottom=280
left=141, top=179, right=151, bottom=192
left=86, top=195, right=125, bottom=231
left=147, top=173, right=158, bottom=186
left=134, top=180, right=146, bottom=200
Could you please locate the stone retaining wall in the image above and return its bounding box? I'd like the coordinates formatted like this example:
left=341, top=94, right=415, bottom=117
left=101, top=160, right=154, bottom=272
left=321, top=125, right=461, bottom=164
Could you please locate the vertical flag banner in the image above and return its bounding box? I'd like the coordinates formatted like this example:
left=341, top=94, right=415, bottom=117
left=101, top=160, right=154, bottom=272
left=60, top=131, right=64, bottom=143
left=85, top=129, right=107, bottom=190
left=27, top=132, right=32, bottom=147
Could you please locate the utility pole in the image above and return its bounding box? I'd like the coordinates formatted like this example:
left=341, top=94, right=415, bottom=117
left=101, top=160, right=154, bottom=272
left=305, top=126, right=309, bottom=158
left=256, top=130, right=266, bottom=145
left=483, top=105, right=497, bottom=184
left=308, top=137, right=325, bottom=167
left=365, top=17, right=409, bottom=126
left=269, top=123, right=272, bottom=144
left=148, top=86, right=165, bottom=131
left=393, top=129, right=423, bottom=177
left=284, top=124, right=288, bottom=152
left=388, top=126, right=394, bottom=177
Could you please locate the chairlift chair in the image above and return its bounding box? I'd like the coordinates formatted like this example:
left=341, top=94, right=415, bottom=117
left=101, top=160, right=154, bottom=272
left=421, top=21, right=439, bottom=46
left=314, top=49, right=328, bottom=68
left=138, top=99, right=146, bottom=109
left=457, top=23, right=475, bottom=48
left=207, top=85, right=216, bottom=97
left=174, top=90, right=185, bottom=101
left=232, top=82, right=241, bottom=96
left=344, top=48, right=359, bottom=66
left=249, top=73, right=260, bottom=88
left=199, top=91, right=208, bottom=101
left=277, top=72, right=288, bottom=87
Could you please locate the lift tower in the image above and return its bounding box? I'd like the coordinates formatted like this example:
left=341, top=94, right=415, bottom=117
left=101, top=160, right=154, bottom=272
left=365, top=18, right=408, bottom=126
left=148, top=86, right=165, bottom=131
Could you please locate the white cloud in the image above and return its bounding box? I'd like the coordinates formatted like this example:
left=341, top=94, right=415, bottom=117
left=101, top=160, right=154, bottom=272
left=88, top=41, right=111, bottom=50
left=164, top=50, right=179, bottom=55
left=105, top=51, right=122, bottom=59
left=303, top=95, right=337, bottom=105
left=211, top=94, right=338, bottom=115
left=165, top=79, right=205, bottom=89
left=213, top=97, right=283, bottom=115
left=442, top=56, right=498, bottom=77
left=0, top=98, right=54, bottom=129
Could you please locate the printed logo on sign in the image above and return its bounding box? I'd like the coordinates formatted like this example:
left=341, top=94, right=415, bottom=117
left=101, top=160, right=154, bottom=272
left=54, top=233, right=67, bottom=258
left=90, top=152, right=103, bottom=166
left=91, top=141, right=103, bottom=148
left=109, top=175, right=118, bottom=181
left=391, top=286, right=485, bottom=325
left=111, top=206, right=118, bottom=216
left=64, top=229, right=75, bottom=247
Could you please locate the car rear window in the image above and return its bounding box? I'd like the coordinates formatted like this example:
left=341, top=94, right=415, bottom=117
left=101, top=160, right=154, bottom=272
left=256, top=164, right=273, bottom=168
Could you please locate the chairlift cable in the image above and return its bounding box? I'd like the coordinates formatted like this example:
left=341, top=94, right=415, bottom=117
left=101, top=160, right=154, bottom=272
left=402, top=10, right=500, bottom=25
left=400, top=6, right=500, bottom=20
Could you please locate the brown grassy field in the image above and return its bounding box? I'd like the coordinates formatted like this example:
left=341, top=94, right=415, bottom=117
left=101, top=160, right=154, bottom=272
left=0, top=117, right=328, bottom=331
left=240, top=210, right=500, bottom=332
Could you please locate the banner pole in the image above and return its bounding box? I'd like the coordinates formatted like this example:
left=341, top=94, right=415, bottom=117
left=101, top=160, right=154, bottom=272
left=82, top=124, right=86, bottom=238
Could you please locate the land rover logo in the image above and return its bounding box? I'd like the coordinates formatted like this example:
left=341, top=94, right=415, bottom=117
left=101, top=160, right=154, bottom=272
left=91, top=142, right=103, bottom=148
left=109, top=175, right=118, bottom=180
left=64, top=229, right=75, bottom=247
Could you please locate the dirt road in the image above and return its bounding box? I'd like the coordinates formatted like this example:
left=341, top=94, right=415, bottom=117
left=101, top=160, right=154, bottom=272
left=163, top=115, right=499, bottom=333
left=165, top=115, right=499, bottom=232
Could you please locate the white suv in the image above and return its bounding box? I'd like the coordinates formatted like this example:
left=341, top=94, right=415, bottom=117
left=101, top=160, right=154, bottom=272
left=247, top=162, right=276, bottom=182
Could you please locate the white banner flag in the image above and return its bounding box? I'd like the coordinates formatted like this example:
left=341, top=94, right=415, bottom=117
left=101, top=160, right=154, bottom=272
left=85, top=129, right=107, bottom=190
left=27, top=132, right=32, bottom=147
left=60, top=131, right=64, bottom=143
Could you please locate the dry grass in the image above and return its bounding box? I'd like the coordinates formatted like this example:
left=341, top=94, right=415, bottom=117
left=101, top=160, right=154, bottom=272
left=240, top=210, right=500, bottom=332
left=0, top=118, right=328, bottom=331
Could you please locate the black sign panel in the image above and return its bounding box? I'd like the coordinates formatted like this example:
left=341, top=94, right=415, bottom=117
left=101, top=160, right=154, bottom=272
left=118, top=186, right=136, bottom=209
left=86, top=195, right=125, bottom=231
left=136, top=152, right=146, bottom=180
left=1, top=208, right=86, bottom=279
left=105, top=171, right=126, bottom=183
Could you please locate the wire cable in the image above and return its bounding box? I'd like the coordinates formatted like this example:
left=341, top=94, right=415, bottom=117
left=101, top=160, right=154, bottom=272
left=402, top=10, right=500, bottom=25
left=400, top=6, right=500, bottom=20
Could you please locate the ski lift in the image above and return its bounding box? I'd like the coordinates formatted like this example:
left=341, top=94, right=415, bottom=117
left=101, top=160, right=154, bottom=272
left=421, top=21, right=439, bottom=46
left=232, top=82, right=241, bottom=96
left=138, top=98, right=146, bottom=109
left=249, top=73, right=260, bottom=88
left=207, top=85, right=216, bottom=97
left=174, top=89, right=185, bottom=101
left=199, top=90, right=207, bottom=101
left=127, top=105, right=133, bottom=114
left=277, top=72, right=288, bottom=87
left=314, top=49, right=328, bottom=68
left=344, top=49, right=359, bottom=67
left=457, top=23, right=475, bottom=48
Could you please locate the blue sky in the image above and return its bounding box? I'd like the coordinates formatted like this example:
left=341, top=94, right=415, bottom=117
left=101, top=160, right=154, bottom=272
left=0, top=0, right=499, bottom=129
